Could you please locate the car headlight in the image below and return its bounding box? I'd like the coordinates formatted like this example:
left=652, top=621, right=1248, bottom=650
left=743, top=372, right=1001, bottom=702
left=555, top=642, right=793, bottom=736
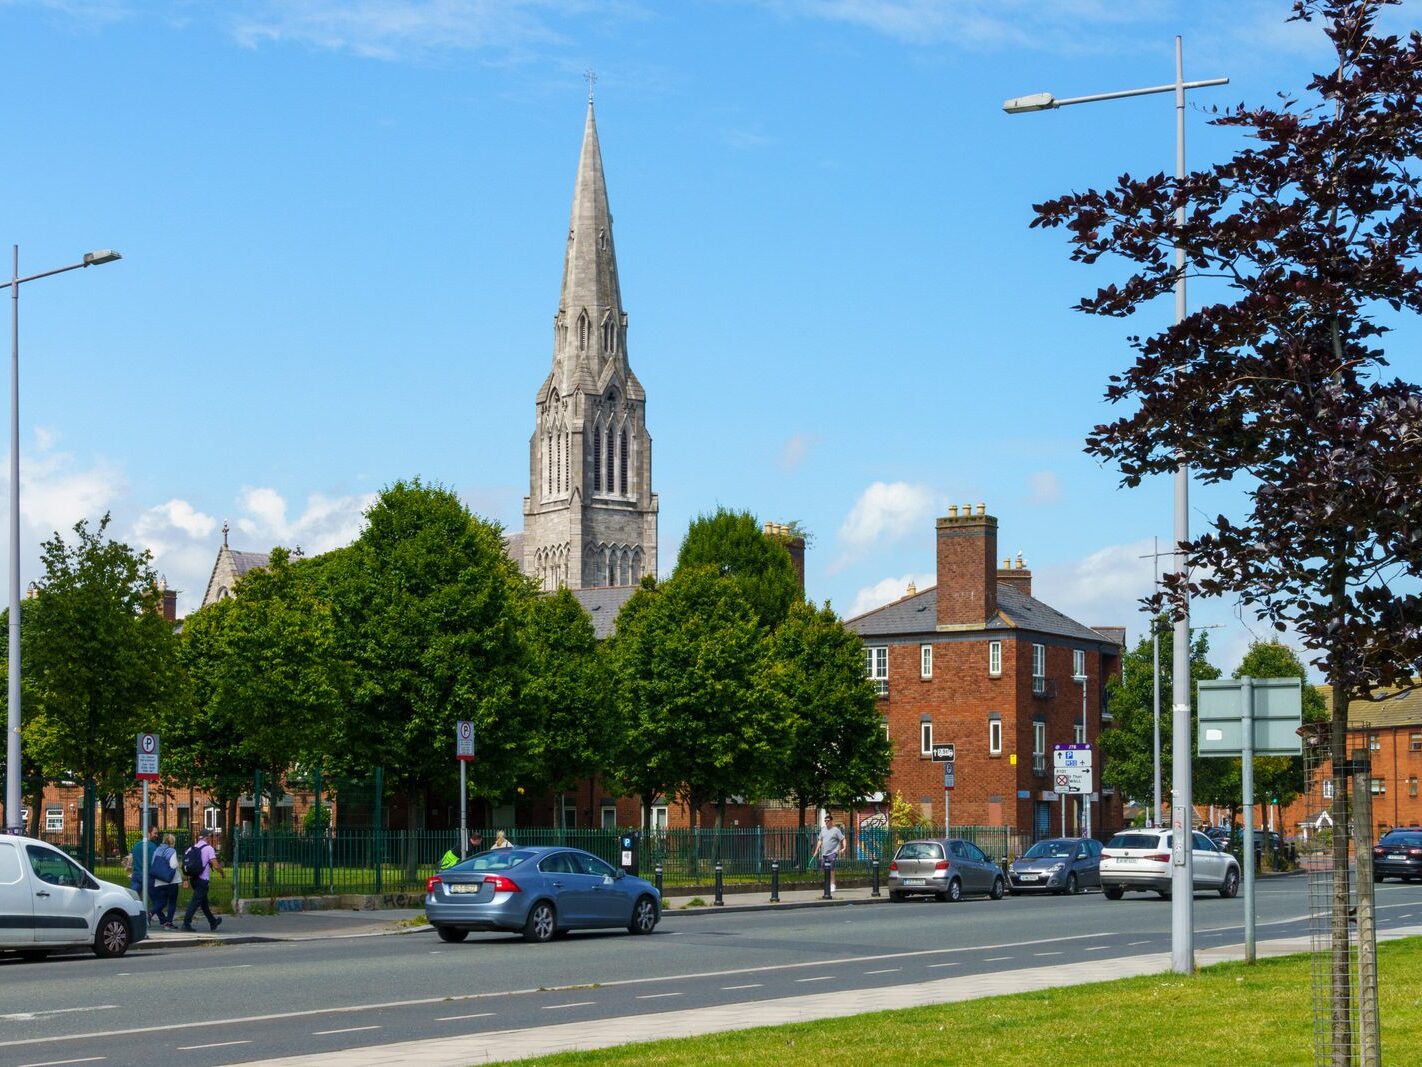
left=1050, top=863, right=1066, bottom=872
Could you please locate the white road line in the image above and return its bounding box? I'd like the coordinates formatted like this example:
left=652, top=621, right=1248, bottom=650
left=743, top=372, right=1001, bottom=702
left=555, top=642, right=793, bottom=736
left=176, top=1042, right=252, bottom=1052
left=18, top=1059, right=105, bottom=1067
left=983, top=956, right=1012, bottom=962
left=636, top=992, right=685, bottom=1000
left=0, top=1007, right=118, bottom=1022
left=1085, top=946, right=1110, bottom=952
left=795, top=976, right=835, bottom=983
left=721, top=984, right=763, bottom=990
left=864, top=968, right=901, bottom=975
left=928, top=962, right=959, bottom=969
left=435, top=1013, right=496, bottom=1022
left=224, top=964, right=254, bottom=969
left=1034, top=952, right=1064, bottom=957
left=312, top=1026, right=381, bottom=1036
left=1128, top=941, right=1151, bottom=946
left=542, top=1002, right=595, bottom=1011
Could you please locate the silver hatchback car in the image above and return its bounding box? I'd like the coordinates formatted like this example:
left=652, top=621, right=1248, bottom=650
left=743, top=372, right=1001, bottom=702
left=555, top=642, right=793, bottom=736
left=888, top=838, right=1005, bottom=902
left=425, top=847, right=661, bottom=943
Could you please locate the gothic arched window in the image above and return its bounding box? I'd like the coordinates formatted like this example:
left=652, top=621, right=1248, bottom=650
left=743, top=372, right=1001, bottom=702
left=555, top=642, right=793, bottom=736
left=578, top=311, right=590, bottom=351
left=619, top=428, right=629, bottom=494
left=545, top=434, right=553, bottom=496
left=606, top=428, right=615, bottom=494
left=602, top=314, right=615, bottom=354
left=592, top=426, right=602, bottom=491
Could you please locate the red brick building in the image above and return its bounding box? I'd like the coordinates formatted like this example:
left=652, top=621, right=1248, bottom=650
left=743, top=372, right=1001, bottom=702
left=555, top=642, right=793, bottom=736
left=845, top=506, right=1124, bottom=839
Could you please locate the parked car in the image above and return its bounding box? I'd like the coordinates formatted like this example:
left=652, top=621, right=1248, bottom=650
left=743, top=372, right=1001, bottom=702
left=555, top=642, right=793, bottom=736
left=425, top=846, right=660, bottom=943
left=887, top=838, right=1005, bottom=902
left=0, top=834, right=148, bottom=960
left=1099, top=828, right=1240, bottom=900
left=1204, top=826, right=1231, bottom=852
left=1008, top=837, right=1102, bottom=895
left=1373, top=828, right=1422, bottom=883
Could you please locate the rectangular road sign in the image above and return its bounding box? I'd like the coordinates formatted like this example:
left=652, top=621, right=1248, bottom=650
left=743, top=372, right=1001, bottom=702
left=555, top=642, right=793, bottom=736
left=931, top=743, right=956, bottom=763
left=135, top=733, right=160, bottom=781
left=943, top=763, right=955, bottom=790
left=1053, top=744, right=1091, bottom=795
left=456, top=720, right=476, bottom=762
left=1198, top=678, right=1302, bottom=756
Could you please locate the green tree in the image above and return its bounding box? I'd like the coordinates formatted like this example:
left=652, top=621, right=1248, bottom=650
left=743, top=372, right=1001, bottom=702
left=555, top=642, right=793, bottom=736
left=675, top=508, right=800, bottom=630
left=523, top=588, right=614, bottom=827
left=1099, top=622, right=1221, bottom=810
left=763, top=600, right=891, bottom=829
left=21, top=516, right=182, bottom=859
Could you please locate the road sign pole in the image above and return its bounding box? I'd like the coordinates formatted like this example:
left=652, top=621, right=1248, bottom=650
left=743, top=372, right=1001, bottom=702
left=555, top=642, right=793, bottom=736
left=140, top=780, right=149, bottom=917
left=459, top=761, right=468, bottom=862
left=1241, top=676, right=1255, bottom=963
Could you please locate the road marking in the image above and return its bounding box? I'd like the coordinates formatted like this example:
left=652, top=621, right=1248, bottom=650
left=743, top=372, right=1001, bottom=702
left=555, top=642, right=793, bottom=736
left=721, top=983, right=763, bottom=990
left=983, top=956, right=1012, bottom=962
left=542, top=1002, right=595, bottom=1011
left=928, top=962, right=959, bottom=969
left=313, top=1026, right=381, bottom=1036
left=18, top=1059, right=105, bottom=1067
left=1, top=1007, right=118, bottom=1022
left=1085, top=946, right=1110, bottom=952
left=1128, top=940, right=1151, bottom=946
left=224, top=964, right=254, bottom=969
left=1033, top=952, right=1063, bottom=957
left=177, top=1042, right=251, bottom=1052
left=435, top=1013, right=496, bottom=1022
left=636, top=992, right=685, bottom=1000
left=864, top=968, right=901, bottom=974
left=795, top=976, right=835, bottom=983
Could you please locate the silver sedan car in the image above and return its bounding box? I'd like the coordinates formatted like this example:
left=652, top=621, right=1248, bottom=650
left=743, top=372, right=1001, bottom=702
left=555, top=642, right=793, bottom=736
left=425, top=846, right=661, bottom=943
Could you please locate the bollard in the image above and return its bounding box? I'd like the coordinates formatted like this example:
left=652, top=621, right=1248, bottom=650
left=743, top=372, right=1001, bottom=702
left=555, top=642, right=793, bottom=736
left=714, top=862, right=725, bottom=906
left=770, top=861, right=780, bottom=902
left=871, top=857, right=881, bottom=897
left=654, top=863, right=663, bottom=894
left=822, top=860, right=832, bottom=900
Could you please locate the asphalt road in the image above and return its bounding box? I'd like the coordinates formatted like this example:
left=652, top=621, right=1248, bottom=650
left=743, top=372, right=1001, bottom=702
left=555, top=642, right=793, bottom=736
left=2, top=876, right=1419, bottom=1067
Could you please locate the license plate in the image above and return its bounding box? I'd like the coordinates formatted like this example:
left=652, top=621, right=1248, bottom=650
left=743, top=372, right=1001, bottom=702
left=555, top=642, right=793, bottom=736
left=1018, top=874, right=1039, bottom=881
left=903, top=879, right=926, bottom=886
left=1116, top=857, right=1136, bottom=864
left=449, top=883, right=479, bottom=894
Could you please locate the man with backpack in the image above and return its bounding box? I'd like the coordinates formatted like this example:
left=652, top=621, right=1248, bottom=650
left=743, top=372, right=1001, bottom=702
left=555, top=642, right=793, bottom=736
left=180, top=831, right=224, bottom=933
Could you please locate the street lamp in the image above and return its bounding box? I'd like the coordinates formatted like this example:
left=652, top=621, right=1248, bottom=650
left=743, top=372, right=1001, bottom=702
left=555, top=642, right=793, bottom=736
left=1006, top=39, right=1226, bottom=976
left=1072, top=667, right=1090, bottom=839
left=2, top=245, right=122, bottom=836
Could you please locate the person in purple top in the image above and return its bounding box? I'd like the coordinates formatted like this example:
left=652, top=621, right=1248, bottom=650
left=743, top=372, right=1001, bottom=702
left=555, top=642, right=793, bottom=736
left=180, top=831, right=225, bottom=932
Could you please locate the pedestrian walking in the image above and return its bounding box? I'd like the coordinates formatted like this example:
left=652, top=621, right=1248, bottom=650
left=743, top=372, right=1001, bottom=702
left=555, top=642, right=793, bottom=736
left=812, top=814, right=846, bottom=896
left=151, top=833, right=181, bottom=929
left=129, top=826, right=158, bottom=900
left=180, top=831, right=224, bottom=933
left=493, top=830, right=513, bottom=849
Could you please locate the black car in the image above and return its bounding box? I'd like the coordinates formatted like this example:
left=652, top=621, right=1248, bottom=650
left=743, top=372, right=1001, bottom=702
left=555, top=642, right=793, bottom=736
left=1373, top=828, right=1422, bottom=883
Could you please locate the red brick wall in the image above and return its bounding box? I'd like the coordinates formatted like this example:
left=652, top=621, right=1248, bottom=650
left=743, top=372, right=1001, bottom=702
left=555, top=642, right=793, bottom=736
left=935, top=513, right=997, bottom=627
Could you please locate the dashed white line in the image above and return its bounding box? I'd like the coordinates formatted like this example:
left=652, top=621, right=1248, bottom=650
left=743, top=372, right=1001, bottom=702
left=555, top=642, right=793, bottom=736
left=542, top=1002, right=595, bottom=1011
left=928, top=962, right=960, bottom=969
left=1, top=1007, right=118, bottom=1022
left=19, top=1059, right=106, bottom=1067
left=983, top=956, right=1012, bottom=962
left=435, top=1012, right=496, bottom=1022
left=1034, top=951, right=1064, bottom=957
left=864, top=968, right=901, bottom=975
left=636, top=992, right=685, bottom=1000
left=1085, top=946, right=1110, bottom=952
left=312, top=1026, right=381, bottom=1036
left=177, top=1042, right=252, bottom=1052
left=795, top=976, right=835, bottom=983
left=721, top=983, right=763, bottom=990
left=1128, top=940, right=1151, bottom=946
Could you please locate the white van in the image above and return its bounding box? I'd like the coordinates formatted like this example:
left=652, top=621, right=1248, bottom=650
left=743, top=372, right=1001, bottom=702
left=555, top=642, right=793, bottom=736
left=0, top=834, right=148, bottom=959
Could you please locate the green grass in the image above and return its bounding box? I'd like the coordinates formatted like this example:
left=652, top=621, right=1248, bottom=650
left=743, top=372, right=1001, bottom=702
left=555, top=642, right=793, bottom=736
left=496, top=938, right=1422, bottom=1067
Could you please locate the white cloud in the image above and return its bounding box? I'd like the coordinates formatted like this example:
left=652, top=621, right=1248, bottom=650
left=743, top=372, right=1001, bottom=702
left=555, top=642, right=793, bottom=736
left=1033, top=538, right=1157, bottom=635
left=234, top=486, right=374, bottom=555
left=137, top=499, right=217, bottom=542
left=778, top=432, right=817, bottom=472
left=14, top=442, right=123, bottom=538
left=1025, top=470, right=1061, bottom=506
left=838, top=481, right=935, bottom=549
left=848, top=571, right=934, bottom=618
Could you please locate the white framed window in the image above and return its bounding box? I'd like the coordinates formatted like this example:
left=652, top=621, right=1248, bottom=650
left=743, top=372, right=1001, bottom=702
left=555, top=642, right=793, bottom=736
left=560, top=798, right=578, bottom=828
left=600, top=806, right=618, bottom=831
left=920, top=644, right=933, bottom=679
left=1370, top=777, right=1386, bottom=796
left=988, top=640, right=1002, bottom=677
left=988, top=718, right=1003, bottom=756
left=1032, top=721, right=1046, bottom=773
left=1032, top=644, right=1046, bottom=694
left=650, top=805, right=669, bottom=831
left=1369, top=733, right=1381, bottom=751
left=44, top=807, right=63, bottom=833
left=1411, top=731, right=1421, bottom=751
left=881, top=716, right=890, bottom=742
left=1072, top=649, right=1086, bottom=679
left=203, top=806, right=221, bottom=831
left=1074, top=723, right=1087, bottom=744
left=920, top=722, right=933, bottom=756
left=866, top=646, right=888, bottom=696
left=1323, top=778, right=1335, bottom=800
left=1409, top=777, right=1418, bottom=798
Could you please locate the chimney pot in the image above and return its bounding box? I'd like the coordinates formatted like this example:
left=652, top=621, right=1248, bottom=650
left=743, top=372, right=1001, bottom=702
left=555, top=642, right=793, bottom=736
left=976, top=503, right=986, bottom=517
left=763, top=522, right=775, bottom=535
left=947, top=505, right=958, bottom=519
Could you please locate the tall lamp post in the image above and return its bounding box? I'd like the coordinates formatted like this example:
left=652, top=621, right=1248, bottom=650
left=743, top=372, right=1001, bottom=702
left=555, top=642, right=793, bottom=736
left=1005, top=39, right=1226, bottom=975
left=1072, top=666, right=1090, bottom=839
left=2, top=246, right=122, bottom=836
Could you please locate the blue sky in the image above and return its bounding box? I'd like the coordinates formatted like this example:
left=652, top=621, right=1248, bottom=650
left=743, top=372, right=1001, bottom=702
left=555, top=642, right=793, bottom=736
left=2, top=0, right=1412, bottom=675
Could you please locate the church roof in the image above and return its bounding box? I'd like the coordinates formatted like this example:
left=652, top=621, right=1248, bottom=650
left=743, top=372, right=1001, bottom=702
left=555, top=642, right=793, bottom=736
left=570, top=585, right=638, bottom=640
left=229, top=550, right=271, bottom=576
left=845, top=583, right=1121, bottom=648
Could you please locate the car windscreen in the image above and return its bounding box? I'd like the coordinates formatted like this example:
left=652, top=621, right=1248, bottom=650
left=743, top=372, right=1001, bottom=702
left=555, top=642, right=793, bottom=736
left=451, top=849, right=534, bottom=872
left=895, top=842, right=944, bottom=860
left=1023, top=840, right=1075, bottom=859
left=1381, top=832, right=1422, bottom=848
left=1107, top=834, right=1164, bottom=850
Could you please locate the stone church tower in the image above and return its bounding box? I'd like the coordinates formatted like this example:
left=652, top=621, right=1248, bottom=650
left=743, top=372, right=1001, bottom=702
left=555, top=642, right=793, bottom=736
left=522, top=101, right=658, bottom=592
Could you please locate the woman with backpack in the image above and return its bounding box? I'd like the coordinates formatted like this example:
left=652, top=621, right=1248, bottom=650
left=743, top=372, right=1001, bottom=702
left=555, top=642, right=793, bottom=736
left=150, top=833, right=181, bottom=930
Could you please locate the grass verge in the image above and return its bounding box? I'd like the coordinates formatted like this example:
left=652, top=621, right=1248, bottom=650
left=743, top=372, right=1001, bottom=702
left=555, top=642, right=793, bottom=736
left=496, top=937, right=1422, bottom=1067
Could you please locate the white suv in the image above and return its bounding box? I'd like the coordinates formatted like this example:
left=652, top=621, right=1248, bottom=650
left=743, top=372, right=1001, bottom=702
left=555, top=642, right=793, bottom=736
left=1099, top=828, right=1240, bottom=901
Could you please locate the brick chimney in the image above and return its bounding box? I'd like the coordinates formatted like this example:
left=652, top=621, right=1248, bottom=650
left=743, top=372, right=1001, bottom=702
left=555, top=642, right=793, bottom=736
left=763, top=522, right=806, bottom=594
left=996, top=552, right=1032, bottom=598
left=936, top=503, right=997, bottom=628
left=156, top=576, right=178, bottom=623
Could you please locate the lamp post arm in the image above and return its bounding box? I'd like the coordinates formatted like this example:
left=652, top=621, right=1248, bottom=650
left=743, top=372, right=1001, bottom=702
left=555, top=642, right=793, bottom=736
left=0, top=259, right=95, bottom=292
left=1053, top=77, right=1229, bottom=109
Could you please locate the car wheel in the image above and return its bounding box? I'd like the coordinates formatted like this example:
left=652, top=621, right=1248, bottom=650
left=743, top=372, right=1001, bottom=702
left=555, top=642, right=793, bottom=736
left=17, top=950, right=50, bottom=962
left=435, top=925, right=468, bottom=943
left=628, top=895, right=658, bottom=935
left=93, top=911, right=131, bottom=959
left=946, top=878, right=962, bottom=903
left=523, top=901, right=556, bottom=944
left=1157, top=889, right=1172, bottom=900
left=989, top=876, right=1005, bottom=900
left=1219, top=867, right=1240, bottom=899
left=1374, top=872, right=1384, bottom=883
left=889, top=890, right=904, bottom=903
left=1103, top=886, right=1124, bottom=901
left=1065, top=873, right=1080, bottom=896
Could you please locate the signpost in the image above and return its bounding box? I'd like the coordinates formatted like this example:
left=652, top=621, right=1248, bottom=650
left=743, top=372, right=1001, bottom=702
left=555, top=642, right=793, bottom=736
left=1197, top=676, right=1302, bottom=963
left=931, top=743, right=955, bottom=828
left=135, top=733, right=159, bottom=916
left=1053, top=744, right=1092, bottom=836
left=455, top=721, right=475, bottom=860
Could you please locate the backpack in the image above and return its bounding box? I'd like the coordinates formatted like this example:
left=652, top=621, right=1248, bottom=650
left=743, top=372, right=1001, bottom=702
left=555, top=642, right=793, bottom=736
left=182, top=842, right=206, bottom=879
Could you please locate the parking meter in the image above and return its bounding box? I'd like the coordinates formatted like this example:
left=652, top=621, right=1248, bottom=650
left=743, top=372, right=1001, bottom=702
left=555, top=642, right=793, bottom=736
left=619, top=831, right=640, bottom=877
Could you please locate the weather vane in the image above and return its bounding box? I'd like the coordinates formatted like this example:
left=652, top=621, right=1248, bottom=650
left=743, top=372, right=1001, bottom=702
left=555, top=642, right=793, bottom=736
left=585, top=69, right=597, bottom=104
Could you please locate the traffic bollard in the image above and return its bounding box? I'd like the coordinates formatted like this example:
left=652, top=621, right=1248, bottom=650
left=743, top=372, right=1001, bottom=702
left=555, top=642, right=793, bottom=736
left=654, top=863, right=663, bottom=894
left=714, top=862, right=725, bottom=906
left=822, top=861, right=832, bottom=900
left=871, top=857, right=881, bottom=897
left=770, top=861, right=780, bottom=902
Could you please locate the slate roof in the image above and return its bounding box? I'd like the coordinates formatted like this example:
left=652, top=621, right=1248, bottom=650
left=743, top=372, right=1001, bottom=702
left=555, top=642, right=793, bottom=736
left=503, top=532, right=525, bottom=566
left=570, top=585, right=638, bottom=640
left=1319, top=686, right=1422, bottom=729
left=229, top=550, right=271, bottom=576
left=845, top=582, right=1121, bottom=648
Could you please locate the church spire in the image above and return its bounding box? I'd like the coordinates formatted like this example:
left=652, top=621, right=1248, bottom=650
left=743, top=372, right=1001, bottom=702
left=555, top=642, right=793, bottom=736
left=556, top=97, right=623, bottom=385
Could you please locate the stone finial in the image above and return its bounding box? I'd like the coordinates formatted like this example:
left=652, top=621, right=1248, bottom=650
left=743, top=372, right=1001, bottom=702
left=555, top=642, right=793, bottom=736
left=222, top=520, right=229, bottom=548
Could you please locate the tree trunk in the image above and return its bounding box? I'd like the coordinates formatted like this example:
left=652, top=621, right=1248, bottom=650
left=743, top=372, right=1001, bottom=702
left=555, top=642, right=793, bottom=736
left=1328, top=669, right=1354, bottom=1067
